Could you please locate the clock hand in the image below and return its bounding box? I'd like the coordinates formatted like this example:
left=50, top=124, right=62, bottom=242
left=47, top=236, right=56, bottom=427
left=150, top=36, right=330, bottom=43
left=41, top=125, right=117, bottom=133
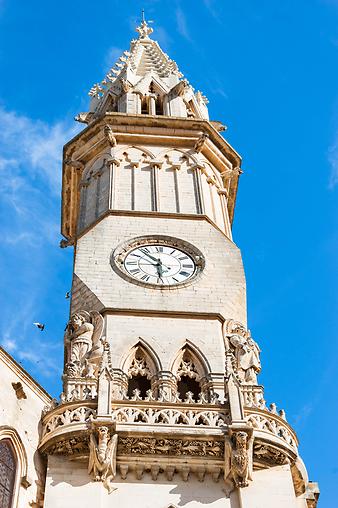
left=139, top=249, right=159, bottom=263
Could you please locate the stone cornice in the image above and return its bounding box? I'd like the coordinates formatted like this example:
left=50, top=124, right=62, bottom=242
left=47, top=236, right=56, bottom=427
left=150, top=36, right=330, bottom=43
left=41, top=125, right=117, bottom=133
left=75, top=209, right=236, bottom=246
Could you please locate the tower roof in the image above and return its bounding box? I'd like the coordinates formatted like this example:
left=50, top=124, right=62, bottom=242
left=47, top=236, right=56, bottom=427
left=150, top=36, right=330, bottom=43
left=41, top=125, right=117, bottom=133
left=86, top=18, right=209, bottom=121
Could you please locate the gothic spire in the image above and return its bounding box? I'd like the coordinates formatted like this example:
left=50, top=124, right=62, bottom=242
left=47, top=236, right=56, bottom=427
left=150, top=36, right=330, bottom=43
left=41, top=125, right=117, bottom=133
left=84, top=16, right=209, bottom=121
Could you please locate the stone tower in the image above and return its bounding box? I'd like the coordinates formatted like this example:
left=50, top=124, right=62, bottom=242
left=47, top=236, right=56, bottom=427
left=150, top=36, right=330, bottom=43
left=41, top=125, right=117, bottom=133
left=39, top=19, right=319, bottom=508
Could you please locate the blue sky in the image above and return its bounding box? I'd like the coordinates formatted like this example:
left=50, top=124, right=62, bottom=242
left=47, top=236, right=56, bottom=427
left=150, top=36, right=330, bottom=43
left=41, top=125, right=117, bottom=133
left=0, top=0, right=337, bottom=505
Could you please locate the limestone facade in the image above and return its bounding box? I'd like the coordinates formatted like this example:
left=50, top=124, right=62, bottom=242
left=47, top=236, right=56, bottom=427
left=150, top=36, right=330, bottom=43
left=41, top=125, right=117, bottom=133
left=0, top=347, right=51, bottom=507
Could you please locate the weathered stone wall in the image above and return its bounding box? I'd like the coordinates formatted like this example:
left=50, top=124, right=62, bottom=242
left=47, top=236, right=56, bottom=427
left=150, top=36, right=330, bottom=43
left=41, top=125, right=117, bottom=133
left=0, top=348, right=51, bottom=508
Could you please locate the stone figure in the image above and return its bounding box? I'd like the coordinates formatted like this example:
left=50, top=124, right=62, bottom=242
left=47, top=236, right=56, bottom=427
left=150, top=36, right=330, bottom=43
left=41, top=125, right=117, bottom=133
left=65, top=311, right=104, bottom=377
left=224, top=431, right=252, bottom=490
left=230, top=431, right=250, bottom=488
left=88, top=426, right=118, bottom=493
left=225, top=320, right=261, bottom=385
left=229, top=334, right=261, bottom=384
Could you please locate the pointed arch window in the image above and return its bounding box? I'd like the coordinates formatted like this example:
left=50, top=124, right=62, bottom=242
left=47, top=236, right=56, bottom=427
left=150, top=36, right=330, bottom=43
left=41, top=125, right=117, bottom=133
left=124, top=343, right=159, bottom=399
left=0, top=440, right=16, bottom=508
left=172, top=345, right=210, bottom=402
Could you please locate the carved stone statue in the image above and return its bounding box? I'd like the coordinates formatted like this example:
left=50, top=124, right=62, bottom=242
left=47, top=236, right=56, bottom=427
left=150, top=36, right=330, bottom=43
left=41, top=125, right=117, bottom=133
left=225, top=320, right=261, bottom=385
left=225, top=431, right=252, bottom=489
left=230, top=431, right=250, bottom=488
left=88, top=426, right=118, bottom=493
left=229, top=334, right=261, bottom=384
left=65, top=311, right=104, bottom=378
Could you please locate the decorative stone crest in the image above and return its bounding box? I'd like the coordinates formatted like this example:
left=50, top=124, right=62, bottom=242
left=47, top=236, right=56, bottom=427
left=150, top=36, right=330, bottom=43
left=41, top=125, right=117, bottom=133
left=88, top=425, right=118, bottom=494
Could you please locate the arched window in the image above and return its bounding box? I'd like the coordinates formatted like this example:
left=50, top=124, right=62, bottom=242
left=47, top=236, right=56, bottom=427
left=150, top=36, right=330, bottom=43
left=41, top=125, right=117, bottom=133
left=172, top=344, right=210, bottom=402
left=123, top=342, right=160, bottom=399
left=0, top=440, right=16, bottom=508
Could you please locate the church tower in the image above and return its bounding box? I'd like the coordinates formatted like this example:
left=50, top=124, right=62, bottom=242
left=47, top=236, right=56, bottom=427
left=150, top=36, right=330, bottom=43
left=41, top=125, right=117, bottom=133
left=39, top=19, right=319, bottom=508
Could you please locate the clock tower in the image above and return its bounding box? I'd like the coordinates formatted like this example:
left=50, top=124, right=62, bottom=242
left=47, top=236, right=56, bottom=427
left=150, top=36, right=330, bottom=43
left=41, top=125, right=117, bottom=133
left=39, top=19, right=319, bottom=508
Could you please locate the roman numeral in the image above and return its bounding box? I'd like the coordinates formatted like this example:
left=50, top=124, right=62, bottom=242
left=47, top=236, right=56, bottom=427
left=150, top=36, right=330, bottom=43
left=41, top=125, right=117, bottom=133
left=130, top=268, right=141, bottom=274
left=179, top=271, right=190, bottom=277
left=141, top=275, right=150, bottom=281
left=155, top=246, right=163, bottom=252
left=179, top=256, right=188, bottom=260
left=126, top=261, right=138, bottom=265
left=182, top=264, right=193, bottom=268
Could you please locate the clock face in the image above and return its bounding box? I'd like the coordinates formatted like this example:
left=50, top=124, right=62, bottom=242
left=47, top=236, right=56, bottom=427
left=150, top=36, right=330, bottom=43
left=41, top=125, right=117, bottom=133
left=123, top=244, right=196, bottom=286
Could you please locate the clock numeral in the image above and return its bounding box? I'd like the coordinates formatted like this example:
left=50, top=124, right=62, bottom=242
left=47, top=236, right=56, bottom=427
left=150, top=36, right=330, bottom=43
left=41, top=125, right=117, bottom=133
left=182, top=264, right=193, bottom=268
left=130, top=253, right=141, bottom=258
left=155, top=246, right=163, bottom=252
left=130, top=268, right=141, bottom=274
left=141, top=275, right=150, bottom=281
left=179, top=256, right=188, bottom=260
left=140, top=247, right=150, bottom=254
left=172, top=277, right=179, bottom=283
left=126, top=261, right=138, bottom=265
left=179, top=271, right=190, bottom=277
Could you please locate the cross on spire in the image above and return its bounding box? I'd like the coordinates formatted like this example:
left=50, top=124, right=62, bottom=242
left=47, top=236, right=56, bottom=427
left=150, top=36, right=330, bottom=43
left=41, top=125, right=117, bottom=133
left=136, top=9, right=154, bottom=39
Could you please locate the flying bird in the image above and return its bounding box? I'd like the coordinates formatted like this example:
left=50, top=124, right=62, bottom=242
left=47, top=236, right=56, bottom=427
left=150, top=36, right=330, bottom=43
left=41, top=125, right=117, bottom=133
left=65, top=291, right=71, bottom=299
left=33, top=322, right=45, bottom=331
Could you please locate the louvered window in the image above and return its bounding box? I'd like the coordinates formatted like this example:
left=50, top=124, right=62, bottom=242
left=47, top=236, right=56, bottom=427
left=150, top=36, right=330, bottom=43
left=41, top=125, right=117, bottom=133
left=0, top=440, right=16, bottom=508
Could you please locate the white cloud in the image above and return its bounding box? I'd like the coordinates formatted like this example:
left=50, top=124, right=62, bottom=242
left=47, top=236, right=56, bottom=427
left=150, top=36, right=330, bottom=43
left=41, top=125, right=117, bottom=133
left=0, top=107, right=80, bottom=193
left=103, top=46, right=123, bottom=73
left=1, top=338, right=17, bottom=352
left=328, top=134, right=338, bottom=188
left=175, top=7, right=192, bottom=42
left=203, top=0, right=220, bottom=21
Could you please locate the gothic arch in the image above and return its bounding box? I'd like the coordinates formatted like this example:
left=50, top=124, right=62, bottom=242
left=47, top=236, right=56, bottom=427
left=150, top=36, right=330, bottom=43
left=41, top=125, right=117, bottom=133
left=114, top=145, right=156, bottom=161
left=0, top=426, right=28, bottom=507
left=171, top=340, right=211, bottom=378
left=121, top=338, right=162, bottom=375
left=82, top=151, right=111, bottom=181
left=121, top=339, right=162, bottom=399
left=171, top=341, right=210, bottom=402
left=156, top=147, right=199, bottom=166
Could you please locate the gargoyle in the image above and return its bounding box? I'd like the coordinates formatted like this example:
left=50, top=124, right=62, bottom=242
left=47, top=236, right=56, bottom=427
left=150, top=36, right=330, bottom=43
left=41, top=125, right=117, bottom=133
left=88, top=426, right=118, bottom=493
left=225, top=431, right=252, bottom=490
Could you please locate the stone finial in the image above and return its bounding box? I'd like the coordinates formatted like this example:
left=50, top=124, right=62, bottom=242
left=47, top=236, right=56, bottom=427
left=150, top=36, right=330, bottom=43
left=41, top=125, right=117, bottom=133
left=136, top=20, right=153, bottom=39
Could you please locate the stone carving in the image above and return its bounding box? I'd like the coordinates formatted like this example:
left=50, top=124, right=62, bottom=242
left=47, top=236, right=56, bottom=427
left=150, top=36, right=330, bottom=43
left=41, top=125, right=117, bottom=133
left=103, top=125, right=117, bottom=147
left=225, top=431, right=251, bottom=489
left=177, top=356, right=199, bottom=381
left=65, top=311, right=104, bottom=378
left=225, top=320, right=261, bottom=385
left=128, top=350, right=151, bottom=379
left=253, top=443, right=289, bottom=467
left=193, top=133, right=209, bottom=153
left=88, top=426, right=118, bottom=493
left=47, top=435, right=89, bottom=456
left=118, top=437, right=224, bottom=457
left=246, top=413, right=297, bottom=449
left=113, top=406, right=229, bottom=427
left=42, top=406, right=96, bottom=437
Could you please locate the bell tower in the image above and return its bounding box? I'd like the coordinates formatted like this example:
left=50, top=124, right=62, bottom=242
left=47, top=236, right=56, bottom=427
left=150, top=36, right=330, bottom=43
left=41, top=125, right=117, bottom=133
left=39, top=19, right=319, bottom=508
